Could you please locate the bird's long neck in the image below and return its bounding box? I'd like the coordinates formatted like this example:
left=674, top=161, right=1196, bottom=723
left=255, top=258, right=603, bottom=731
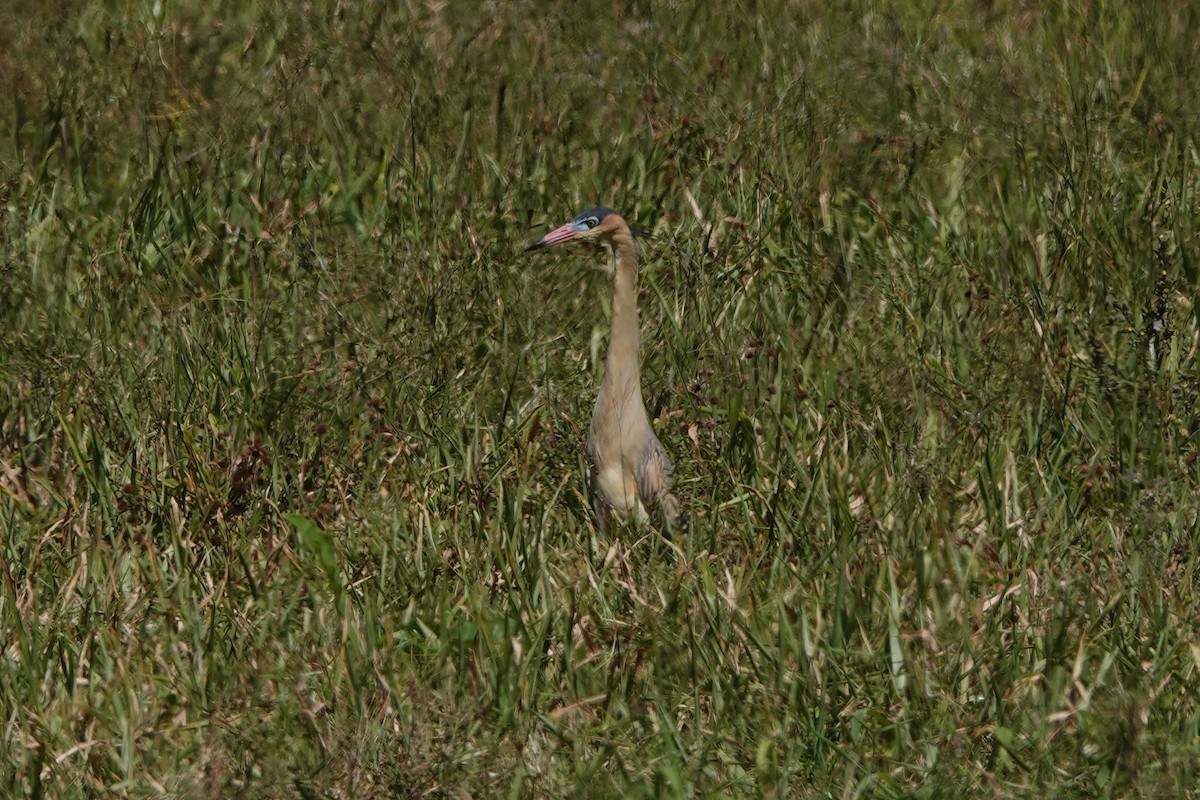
left=602, top=230, right=646, bottom=417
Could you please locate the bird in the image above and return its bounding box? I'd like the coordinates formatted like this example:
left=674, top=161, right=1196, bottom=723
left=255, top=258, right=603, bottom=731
left=525, top=207, right=680, bottom=533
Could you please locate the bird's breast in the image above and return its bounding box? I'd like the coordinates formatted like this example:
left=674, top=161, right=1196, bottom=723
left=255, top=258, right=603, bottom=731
left=592, top=460, right=649, bottom=524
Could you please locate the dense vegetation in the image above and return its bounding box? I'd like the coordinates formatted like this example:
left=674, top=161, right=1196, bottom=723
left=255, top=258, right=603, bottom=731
left=2, top=1, right=1198, bottom=796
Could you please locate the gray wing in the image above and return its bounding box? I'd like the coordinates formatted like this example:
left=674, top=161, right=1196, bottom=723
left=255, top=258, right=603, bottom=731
left=635, top=433, right=681, bottom=533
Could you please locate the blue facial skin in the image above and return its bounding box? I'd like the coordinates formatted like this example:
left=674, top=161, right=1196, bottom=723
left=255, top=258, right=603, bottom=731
left=524, top=207, right=619, bottom=251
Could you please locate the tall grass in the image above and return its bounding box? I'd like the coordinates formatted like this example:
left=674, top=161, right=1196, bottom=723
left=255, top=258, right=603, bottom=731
left=2, top=1, right=1198, bottom=796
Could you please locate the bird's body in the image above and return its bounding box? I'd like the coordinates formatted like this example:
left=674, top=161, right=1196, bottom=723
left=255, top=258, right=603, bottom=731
left=526, top=207, right=680, bottom=532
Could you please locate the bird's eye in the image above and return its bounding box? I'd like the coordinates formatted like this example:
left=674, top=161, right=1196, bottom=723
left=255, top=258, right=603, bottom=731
left=584, top=216, right=599, bottom=229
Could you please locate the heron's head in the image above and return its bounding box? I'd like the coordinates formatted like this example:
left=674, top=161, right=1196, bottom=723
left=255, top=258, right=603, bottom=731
left=524, top=207, right=627, bottom=252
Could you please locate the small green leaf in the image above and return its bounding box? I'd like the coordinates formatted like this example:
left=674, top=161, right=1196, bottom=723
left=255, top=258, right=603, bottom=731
left=284, top=513, right=339, bottom=587
left=993, top=726, right=1015, bottom=748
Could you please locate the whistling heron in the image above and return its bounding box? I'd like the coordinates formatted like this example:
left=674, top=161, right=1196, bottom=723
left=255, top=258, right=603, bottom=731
left=525, top=207, right=680, bottom=532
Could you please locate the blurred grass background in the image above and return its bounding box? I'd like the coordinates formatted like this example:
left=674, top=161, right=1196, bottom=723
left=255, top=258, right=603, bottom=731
left=2, top=0, right=1199, bottom=796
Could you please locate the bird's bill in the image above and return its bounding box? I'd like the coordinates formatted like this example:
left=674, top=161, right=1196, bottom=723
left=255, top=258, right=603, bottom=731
left=524, top=221, right=585, bottom=251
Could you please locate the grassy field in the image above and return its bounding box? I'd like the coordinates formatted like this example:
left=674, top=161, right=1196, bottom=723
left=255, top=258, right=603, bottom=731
left=2, top=1, right=1199, bottom=797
